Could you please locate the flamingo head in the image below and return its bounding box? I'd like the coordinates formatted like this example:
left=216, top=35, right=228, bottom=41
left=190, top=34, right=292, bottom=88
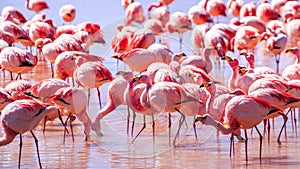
left=194, top=114, right=215, bottom=126
left=199, top=81, right=212, bottom=88
left=285, top=47, right=299, bottom=55
left=229, top=89, right=245, bottom=96
left=221, top=55, right=233, bottom=61
left=239, top=66, right=248, bottom=75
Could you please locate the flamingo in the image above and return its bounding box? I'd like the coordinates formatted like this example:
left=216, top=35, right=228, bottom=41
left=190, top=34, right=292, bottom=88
left=91, top=71, right=134, bottom=136
left=152, top=6, right=170, bottom=27
left=59, top=4, right=76, bottom=23
left=122, top=0, right=134, bottom=9
left=130, top=29, right=156, bottom=49
left=0, top=47, right=37, bottom=80
left=256, top=1, right=280, bottom=23
left=188, top=5, right=212, bottom=25
left=125, top=2, right=145, bottom=26
left=203, top=0, right=227, bottom=23
left=282, top=47, right=300, bottom=80
left=148, top=0, right=174, bottom=14
left=54, top=51, right=104, bottom=81
left=55, top=24, right=76, bottom=37
left=1, top=6, right=27, bottom=24
left=239, top=1, right=256, bottom=18
left=195, top=94, right=284, bottom=162
left=166, top=12, right=192, bottom=52
left=0, top=20, right=31, bottom=45
left=144, top=19, right=164, bottom=36
left=48, top=87, right=92, bottom=142
left=0, top=87, right=14, bottom=111
left=0, top=39, right=9, bottom=52
left=29, top=19, right=56, bottom=42
left=134, top=74, right=204, bottom=145
left=191, top=25, right=209, bottom=54
left=233, top=26, right=260, bottom=52
left=240, top=51, right=276, bottom=75
left=73, top=60, right=113, bottom=109
left=25, top=0, right=49, bottom=13
left=4, top=80, right=32, bottom=100
left=0, top=99, right=58, bottom=168
left=239, top=16, right=266, bottom=34
left=226, top=0, right=244, bottom=17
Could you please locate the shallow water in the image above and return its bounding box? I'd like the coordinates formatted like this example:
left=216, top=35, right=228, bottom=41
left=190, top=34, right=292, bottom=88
left=1, top=0, right=300, bottom=168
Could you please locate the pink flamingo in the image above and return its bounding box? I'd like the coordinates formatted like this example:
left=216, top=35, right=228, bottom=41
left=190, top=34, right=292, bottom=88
left=122, top=0, right=134, bottom=9
left=54, top=34, right=86, bottom=52
left=166, top=12, right=192, bottom=52
left=73, top=60, right=113, bottom=109
left=0, top=87, right=14, bottom=111
left=112, top=25, right=138, bottom=53
left=55, top=24, right=76, bottom=37
left=125, top=2, right=145, bottom=26
left=130, top=29, right=156, bottom=49
left=144, top=19, right=164, bottom=36
left=0, top=20, right=31, bottom=45
left=239, top=16, right=266, bottom=34
left=239, top=1, right=256, bottom=18
left=0, top=47, right=37, bottom=80
left=148, top=0, right=174, bottom=13
left=29, top=19, right=56, bottom=42
left=282, top=47, right=300, bottom=80
left=195, top=94, right=284, bottom=162
left=188, top=5, right=212, bottom=25
left=25, top=0, right=49, bottom=13
left=0, top=99, right=58, bottom=168
left=226, top=0, right=244, bottom=17
left=256, top=1, right=280, bottom=22
left=152, top=6, right=170, bottom=27
left=286, top=19, right=300, bottom=45
left=240, top=51, right=276, bottom=75
left=248, top=77, right=289, bottom=94
left=1, top=6, right=27, bottom=24
left=91, top=71, right=134, bottom=136
left=233, top=26, right=260, bottom=52
left=191, top=25, right=209, bottom=54
left=4, top=80, right=32, bottom=100
left=48, top=87, right=92, bottom=142
left=203, top=0, right=227, bottom=23
left=59, top=4, right=76, bottom=23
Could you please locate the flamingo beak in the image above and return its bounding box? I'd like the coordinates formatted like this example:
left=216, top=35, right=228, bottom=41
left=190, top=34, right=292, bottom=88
left=221, top=56, right=233, bottom=61
left=194, top=115, right=206, bottom=123
left=240, top=52, right=248, bottom=56
left=285, top=48, right=294, bottom=53
left=116, top=71, right=126, bottom=75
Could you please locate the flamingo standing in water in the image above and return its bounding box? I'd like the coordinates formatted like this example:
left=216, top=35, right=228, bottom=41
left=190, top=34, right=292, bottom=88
left=73, top=60, right=113, bottom=109
left=48, top=87, right=92, bottom=143
left=195, top=93, right=284, bottom=162
left=282, top=47, right=300, bottom=80
left=25, top=0, right=49, bottom=13
left=0, top=99, right=58, bottom=168
left=4, top=79, right=32, bottom=100
left=91, top=71, right=134, bottom=136
left=166, top=12, right=192, bottom=52
left=59, top=4, right=76, bottom=23
left=0, top=47, right=37, bottom=80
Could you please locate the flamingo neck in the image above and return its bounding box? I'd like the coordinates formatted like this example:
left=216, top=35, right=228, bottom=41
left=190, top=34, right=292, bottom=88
left=208, top=118, right=232, bottom=135
left=203, top=48, right=212, bottom=73
left=0, top=121, right=17, bottom=146
left=148, top=2, right=163, bottom=12
left=206, top=87, right=216, bottom=116
left=228, top=66, right=238, bottom=91
left=94, top=92, right=117, bottom=121
left=296, top=52, right=300, bottom=64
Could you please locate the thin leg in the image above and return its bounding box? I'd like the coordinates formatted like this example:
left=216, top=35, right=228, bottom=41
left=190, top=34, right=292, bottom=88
left=131, top=115, right=146, bottom=143
left=131, top=111, right=136, bottom=137
left=51, top=63, right=54, bottom=78
left=244, top=129, right=248, bottom=162
left=30, top=130, right=42, bottom=169
left=169, top=114, right=171, bottom=146
left=173, top=108, right=185, bottom=145
left=152, top=114, right=155, bottom=143
left=230, top=133, right=234, bottom=158
left=127, top=106, right=130, bottom=137
left=290, top=109, right=294, bottom=131
left=69, top=115, right=76, bottom=143
left=10, top=72, right=13, bottom=81
left=18, top=134, right=22, bottom=169
left=193, top=116, right=198, bottom=140
left=43, top=116, right=47, bottom=136
left=63, top=114, right=71, bottom=144
left=57, top=109, right=69, bottom=134
left=293, top=108, right=297, bottom=135
left=97, top=87, right=102, bottom=109
left=178, top=34, right=183, bottom=52
left=87, top=89, right=91, bottom=110
left=254, top=126, right=263, bottom=162
left=275, top=54, right=280, bottom=74
left=268, top=119, right=270, bottom=145
left=263, top=119, right=267, bottom=137
left=277, top=112, right=288, bottom=145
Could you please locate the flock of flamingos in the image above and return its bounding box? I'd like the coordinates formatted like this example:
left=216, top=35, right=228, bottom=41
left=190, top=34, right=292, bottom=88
left=1, top=0, right=300, bottom=168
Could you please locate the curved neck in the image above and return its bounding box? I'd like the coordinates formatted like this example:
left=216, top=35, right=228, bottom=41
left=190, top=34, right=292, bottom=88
left=203, top=49, right=212, bottom=73
left=206, top=118, right=232, bottom=135
left=0, top=121, right=17, bottom=146
left=141, top=83, right=152, bottom=109
left=228, top=66, right=238, bottom=91
left=296, top=51, right=300, bottom=64
left=148, top=2, right=162, bottom=12
left=94, top=92, right=117, bottom=121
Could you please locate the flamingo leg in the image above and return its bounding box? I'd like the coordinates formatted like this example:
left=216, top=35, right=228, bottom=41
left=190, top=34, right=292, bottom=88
left=244, top=129, right=248, bottom=162
left=69, top=115, right=76, bottom=143
left=178, top=34, right=183, bottom=52
left=63, top=114, right=71, bottom=144
left=293, top=108, right=297, bottom=135
left=18, top=134, right=23, bottom=169
left=127, top=106, right=130, bottom=137
left=10, top=72, right=13, bottom=81
left=267, top=119, right=270, bottom=145
left=97, top=87, right=102, bottom=109
left=275, top=54, right=280, bottom=74
left=254, top=126, right=263, bottom=162
left=152, top=114, right=155, bottom=143
left=263, top=119, right=267, bottom=137
left=50, top=63, right=54, bottom=78
left=193, top=116, right=198, bottom=140
left=30, top=130, right=42, bottom=168
left=173, top=108, right=185, bottom=146
left=169, top=114, right=171, bottom=146
left=277, top=112, right=288, bottom=145
left=131, top=115, right=146, bottom=143
left=131, top=111, right=136, bottom=137
left=87, top=89, right=91, bottom=110
left=230, top=133, right=234, bottom=158
left=57, top=109, right=69, bottom=134
left=43, top=116, right=48, bottom=136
